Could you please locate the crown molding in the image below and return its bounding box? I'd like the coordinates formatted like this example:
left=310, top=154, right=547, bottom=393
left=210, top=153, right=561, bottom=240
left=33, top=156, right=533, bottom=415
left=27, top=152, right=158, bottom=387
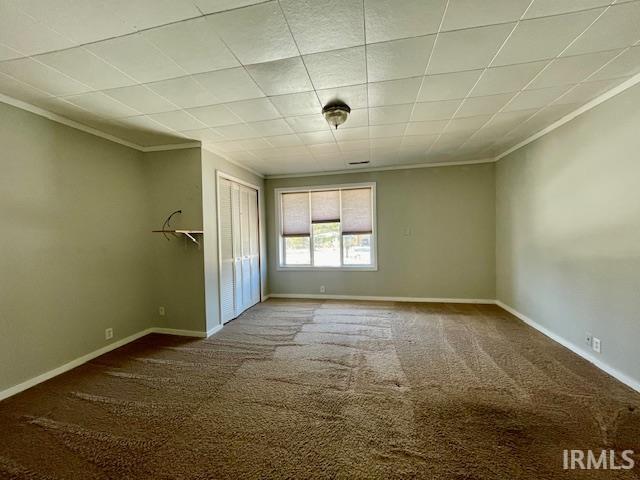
left=264, top=157, right=496, bottom=179
left=495, top=71, right=640, bottom=161
left=0, top=93, right=201, bottom=153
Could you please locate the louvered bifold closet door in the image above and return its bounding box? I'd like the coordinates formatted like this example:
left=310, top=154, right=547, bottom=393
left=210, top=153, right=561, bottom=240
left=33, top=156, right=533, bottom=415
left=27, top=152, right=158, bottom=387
left=248, top=188, right=260, bottom=305
left=231, top=182, right=243, bottom=318
left=219, top=179, right=236, bottom=324
left=239, top=187, right=252, bottom=313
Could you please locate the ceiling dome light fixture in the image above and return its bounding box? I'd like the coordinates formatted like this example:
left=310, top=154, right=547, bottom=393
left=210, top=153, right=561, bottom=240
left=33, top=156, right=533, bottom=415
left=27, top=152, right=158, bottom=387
left=322, top=101, right=351, bottom=129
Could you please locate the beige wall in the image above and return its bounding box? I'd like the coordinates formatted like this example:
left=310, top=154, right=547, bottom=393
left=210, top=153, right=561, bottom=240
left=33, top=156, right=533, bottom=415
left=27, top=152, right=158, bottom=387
left=144, top=148, right=206, bottom=333
left=0, top=102, right=154, bottom=392
left=266, top=164, right=496, bottom=299
left=496, top=83, right=640, bottom=385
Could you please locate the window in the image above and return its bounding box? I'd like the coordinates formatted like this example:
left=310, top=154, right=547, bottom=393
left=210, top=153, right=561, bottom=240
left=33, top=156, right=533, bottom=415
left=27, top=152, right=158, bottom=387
left=277, top=183, right=376, bottom=270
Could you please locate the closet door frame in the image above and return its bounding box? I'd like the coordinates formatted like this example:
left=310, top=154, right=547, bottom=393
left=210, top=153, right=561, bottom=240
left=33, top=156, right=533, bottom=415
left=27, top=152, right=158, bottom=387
left=215, top=171, right=264, bottom=322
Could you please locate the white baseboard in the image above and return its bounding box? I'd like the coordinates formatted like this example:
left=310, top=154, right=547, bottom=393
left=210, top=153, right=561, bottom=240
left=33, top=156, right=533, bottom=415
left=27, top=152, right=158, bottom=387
left=150, top=327, right=207, bottom=338
left=0, top=328, right=153, bottom=401
left=495, top=301, right=640, bottom=394
left=268, top=293, right=495, bottom=304
left=206, top=324, right=223, bottom=337
left=0, top=325, right=219, bottom=401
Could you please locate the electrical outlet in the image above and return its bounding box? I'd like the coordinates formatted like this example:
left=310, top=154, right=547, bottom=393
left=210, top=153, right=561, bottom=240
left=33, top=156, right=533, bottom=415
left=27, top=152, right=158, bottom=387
left=159, top=306, right=166, bottom=316
left=320, top=285, right=325, bottom=293
left=585, top=332, right=592, bottom=346
left=592, top=337, right=601, bottom=353
left=105, top=328, right=113, bottom=340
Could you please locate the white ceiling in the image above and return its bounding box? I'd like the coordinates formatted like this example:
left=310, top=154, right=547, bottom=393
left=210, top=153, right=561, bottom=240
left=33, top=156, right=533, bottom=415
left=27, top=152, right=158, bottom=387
left=1, top=0, right=640, bottom=175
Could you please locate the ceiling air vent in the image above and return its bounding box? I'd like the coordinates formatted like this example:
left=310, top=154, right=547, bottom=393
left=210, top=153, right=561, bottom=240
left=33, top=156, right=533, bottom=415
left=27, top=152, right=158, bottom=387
left=348, top=161, right=370, bottom=165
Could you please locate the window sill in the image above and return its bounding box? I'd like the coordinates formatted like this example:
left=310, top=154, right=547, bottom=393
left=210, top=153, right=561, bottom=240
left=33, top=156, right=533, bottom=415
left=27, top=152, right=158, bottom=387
left=276, top=266, right=378, bottom=272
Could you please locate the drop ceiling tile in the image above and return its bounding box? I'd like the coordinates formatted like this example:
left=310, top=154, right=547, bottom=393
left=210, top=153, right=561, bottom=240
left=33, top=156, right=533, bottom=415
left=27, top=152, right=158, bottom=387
left=103, top=85, right=178, bottom=114
left=63, top=91, right=140, bottom=118
left=0, top=5, right=75, bottom=56
left=411, top=99, right=461, bottom=121
left=337, top=139, right=371, bottom=151
left=245, top=57, right=313, bottom=96
left=455, top=92, right=514, bottom=117
left=470, top=60, right=548, bottom=96
left=181, top=128, right=226, bottom=143
left=210, top=140, right=249, bottom=152
left=417, top=69, right=483, bottom=102
left=482, top=108, right=538, bottom=130
left=369, top=104, right=413, bottom=125
left=524, top=0, right=611, bottom=18
left=286, top=114, right=331, bottom=132
left=427, top=23, right=515, bottom=75
left=401, top=134, right=439, bottom=147
left=88, top=33, right=186, bottom=84
left=235, top=138, right=272, bottom=151
left=149, top=110, right=207, bottom=132
left=279, top=0, right=364, bottom=54
left=143, top=17, right=239, bottom=75
left=528, top=50, right=621, bottom=88
left=108, top=0, right=202, bottom=30
left=444, top=114, right=491, bottom=133
left=147, top=76, right=218, bottom=109
left=368, top=77, right=422, bottom=106
left=266, top=134, right=304, bottom=147
left=117, top=115, right=177, bottom=134
left=303, top=47, right=366, bottom=89
left=405, top=120, right=448, bottom=135
left=502, top=85, right=574, bottom=111
left=194, top=67, right=265, bottom=103
left=317, top=84, right=368, bottom=109
left=36, top=47, right=137, bottom=91
left=493, top=9, right=604, bottom=67
left=553, top=78, right=625, bottom=104
left=364, top=0, right=446, bottom=43
left=270, top=91, right=322, bottom=116
left=0, top=72, right=51, bottom=104
left=369, top=136, right=402, bottom=148
left=563, top=2, right=640, bottom=56
left=369, top=123, right=408, bottom=138
left=206, top=2, right=298, bottom=64
left=309, top=143, right=340, bottom=155
left=0, top=44, right=21, bottom=62
left=589, top=46, right=640, bottom=80
left=247, top=118, right=294, bottom=136
left=216, top=123, right=261, bottom=140
left=225, top=98, right=281, bottom=122
left=186, top=104, right=243, bottom=127
left=335, top=126, right=370, bottom=141
left=14, top=0, right=135, bottom=45
left=298, top=131, right=336, bottom=144
left=367, top=36, right=435, bottom=82
left=193, top=0, right=264, bottom=14
left=442, top=0, right=530, bottom=31
left=344, top=108, right=370, bottom=128
left=0, top=58, right=92, bottom=96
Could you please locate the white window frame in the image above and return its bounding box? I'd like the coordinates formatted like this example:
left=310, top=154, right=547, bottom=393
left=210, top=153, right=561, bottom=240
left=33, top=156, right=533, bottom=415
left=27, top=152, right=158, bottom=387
left=275, top=182, right=377, bottom=271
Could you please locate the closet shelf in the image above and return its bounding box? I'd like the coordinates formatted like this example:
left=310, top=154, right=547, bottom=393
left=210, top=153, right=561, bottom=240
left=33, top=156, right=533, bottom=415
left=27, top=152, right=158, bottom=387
left=152, top=230, right=203, bottom=245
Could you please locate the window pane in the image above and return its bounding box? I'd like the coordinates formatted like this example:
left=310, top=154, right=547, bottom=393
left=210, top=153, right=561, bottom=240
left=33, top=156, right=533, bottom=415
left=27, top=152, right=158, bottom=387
left=312, top=222, right=340, bottom=267
left=343, top=234, right=372, bottom=265
left=284, top=236, right=310, bottom=265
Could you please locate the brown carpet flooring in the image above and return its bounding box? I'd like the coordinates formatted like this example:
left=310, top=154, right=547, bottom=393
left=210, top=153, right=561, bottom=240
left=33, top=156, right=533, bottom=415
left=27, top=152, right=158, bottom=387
left=0, top=300, right=639, bottom=479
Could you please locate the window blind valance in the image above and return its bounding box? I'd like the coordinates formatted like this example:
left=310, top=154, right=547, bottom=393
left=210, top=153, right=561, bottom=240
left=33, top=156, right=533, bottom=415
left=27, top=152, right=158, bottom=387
left=281, top=192, right=310, bottom=237
left=341, top=188, right=372, bottom=235
left=311, top=190, right=340, bottom=223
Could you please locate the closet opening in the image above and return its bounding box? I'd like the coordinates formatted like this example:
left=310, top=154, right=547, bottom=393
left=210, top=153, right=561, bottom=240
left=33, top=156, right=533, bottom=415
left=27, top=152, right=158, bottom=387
left=216, top=172, right=262, bottom=324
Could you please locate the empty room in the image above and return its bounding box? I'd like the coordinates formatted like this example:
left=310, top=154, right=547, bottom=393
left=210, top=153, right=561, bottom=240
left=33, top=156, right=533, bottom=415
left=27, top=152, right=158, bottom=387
left=1, top=0, right=639, bottom=478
